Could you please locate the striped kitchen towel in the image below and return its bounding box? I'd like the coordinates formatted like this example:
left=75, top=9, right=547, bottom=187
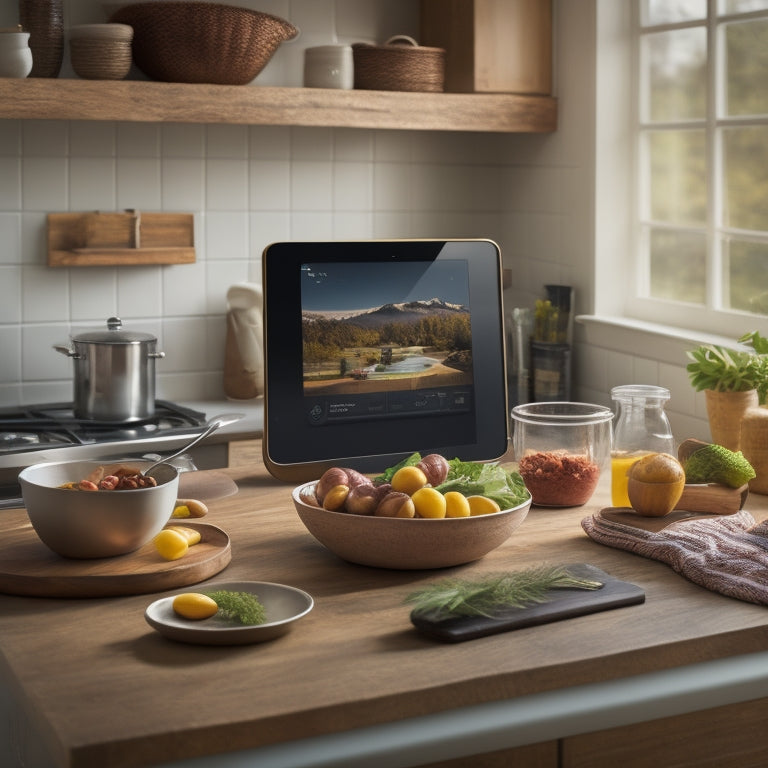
left=581, top=509, right=768, bottom=605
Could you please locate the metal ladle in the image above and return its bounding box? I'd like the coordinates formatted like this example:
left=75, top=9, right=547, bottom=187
left=142, top=413, right=245, bottom=483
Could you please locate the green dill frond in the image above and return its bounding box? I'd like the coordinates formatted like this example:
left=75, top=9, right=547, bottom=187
left=404, top=565, right=602, bottom=620
left=204, top=590, right=267, bottom=625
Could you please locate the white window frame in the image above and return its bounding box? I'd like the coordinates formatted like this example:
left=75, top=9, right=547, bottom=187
left=595, top=0, right=768, bottom=342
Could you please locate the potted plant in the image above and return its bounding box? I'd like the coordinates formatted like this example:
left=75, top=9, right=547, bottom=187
left=686, top=331, right=768, bottom=451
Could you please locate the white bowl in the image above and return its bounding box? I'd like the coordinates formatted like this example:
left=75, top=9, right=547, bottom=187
left=19, top=459, right=179, bottom=559
left=292, top=481, right=531, bottom=570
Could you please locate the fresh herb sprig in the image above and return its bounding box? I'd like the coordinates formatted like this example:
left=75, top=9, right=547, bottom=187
left=405, top=565, right=603, bottom=620
left=204, top=590, right=267, bottom=625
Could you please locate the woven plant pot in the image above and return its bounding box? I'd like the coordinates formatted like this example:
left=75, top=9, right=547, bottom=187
left=705, top=388, right=759, bottom=452
left=70, top=24, right=133, bottom=80
left=739, top=406, right=768, bottom=494
left=19, top=0, right=63, bottom=78
left=353, top=35, right=445, bottom=92
left=110, top=2, right=297, bottom=85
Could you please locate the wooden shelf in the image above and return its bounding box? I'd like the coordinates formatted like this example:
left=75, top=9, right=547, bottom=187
left=0, top=78, right=557, bottom=133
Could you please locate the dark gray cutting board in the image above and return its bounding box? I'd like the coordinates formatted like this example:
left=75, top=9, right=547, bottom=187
left=410, top=564, right=645, bottom=643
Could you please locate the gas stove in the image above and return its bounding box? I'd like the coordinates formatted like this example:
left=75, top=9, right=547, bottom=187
left=0, top=401, right=210, bottom=504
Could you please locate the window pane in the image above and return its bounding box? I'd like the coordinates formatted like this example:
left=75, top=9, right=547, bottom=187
left=724, top=238, right=768, bottom=312
left=719, top=0, right=768, bottom=13
left=648, top=130, right=707, bottom=224
left=643, top=29, right=706, bottom=121
left=642, top=0, right=706, bottom=25
left=649, top=228, right=707, bottom=303
left=722, top=126, right=768, bottom=230
left=724, top=19, right=768, bottom=116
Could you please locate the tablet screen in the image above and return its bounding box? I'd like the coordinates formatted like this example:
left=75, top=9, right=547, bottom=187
left=262, top=240, right=508, bottom=481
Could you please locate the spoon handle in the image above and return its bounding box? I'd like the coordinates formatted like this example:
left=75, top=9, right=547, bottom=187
left=144, top=413, right=245, bottom=476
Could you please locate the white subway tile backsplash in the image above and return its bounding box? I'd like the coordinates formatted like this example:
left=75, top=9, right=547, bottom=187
left=162, top=261, right=208, bottom=317
left=20, top=212, right=47, bottom=265
left=206, top=125, right=249, bottom=160
left=373, top=162, right=411, bottom=210
left=0, top=158, right=21, bottom=211
left=161, top=158, right=205, bottom=211
left=205, top=211, right=248, bottom=260
left=21, top=120, right=68, bottom=157
left=205, top=261, right=252, bottom=314
left=161, top=316, right=210, bottom=372
left=291, top=127, right=334, bottom=162
left=333, top=129, right=373, bottom=162
left=206, top=158, right=249, bottom=211
left=69, top=157, right=116, bottom=210
left=0, top=267, right=21, bottom=323
left=0, top=326, right=20, bottom=383
left=118, top=268, right=163, bottom=318
left=22, top=265, right=70, bottom=323
left=0, top=213, right=21, bottom=264
left=250, top=211, right=290, bottom=253
left=290, top=211, right=334, bottom=240
left=22, top=157, right=68, bottom=211
left=117, top=123, right=161, bottom=158
left=0, top=121, right=21, bottom=156
left=116, top=157, right=162, bottom=210
left=69, top=122, right=116, bottom=157
left=248, top=126, right=291, bottom=161
left=290, top=161, right=333, bottom=210
left=333, top=162, right=372, bottom=210
left=333, top=211, right=373, bottom=239
left=161, top=124, right=206, bottom=158
left=249, top=160, right=290, bottom=211
left=70, top=268, right=117, bottom=321
left=21, top=323, right=72, bottom=381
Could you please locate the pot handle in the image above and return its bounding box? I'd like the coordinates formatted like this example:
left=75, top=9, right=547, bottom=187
left=149, top=351, right=166, bottom=359
left=53, top=343, right=82, bottom=359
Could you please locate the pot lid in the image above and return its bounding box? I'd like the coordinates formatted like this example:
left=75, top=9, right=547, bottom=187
left=71, top=317, right=157, bottom=344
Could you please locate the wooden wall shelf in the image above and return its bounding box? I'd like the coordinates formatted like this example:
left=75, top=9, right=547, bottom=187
left=0, top=78, right=557, bottom=133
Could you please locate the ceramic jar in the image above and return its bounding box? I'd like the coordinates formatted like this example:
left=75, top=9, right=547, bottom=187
left=0, top=26, right=33, bottom=78
left=304, top=45, right=354, bottom=89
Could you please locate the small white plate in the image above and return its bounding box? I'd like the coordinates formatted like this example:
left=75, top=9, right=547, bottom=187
left=145, top=581, right=313, bottom=645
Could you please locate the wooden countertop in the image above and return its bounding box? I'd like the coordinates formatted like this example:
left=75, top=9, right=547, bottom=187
left=2, top=440, right=768, bottom=768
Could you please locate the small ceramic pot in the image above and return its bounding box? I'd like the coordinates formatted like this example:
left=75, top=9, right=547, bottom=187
left=304, top=45, right=354, bottom=90
left=0, top=26, right=33, bottom=78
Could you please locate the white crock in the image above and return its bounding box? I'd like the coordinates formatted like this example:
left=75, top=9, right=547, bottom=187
left=0, top=27, right=33, bottom=79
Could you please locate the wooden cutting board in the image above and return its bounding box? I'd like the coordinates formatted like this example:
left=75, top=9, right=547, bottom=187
left=0, top=515, right=231, bottom=598
left=410, top=564, right=645, bottom=643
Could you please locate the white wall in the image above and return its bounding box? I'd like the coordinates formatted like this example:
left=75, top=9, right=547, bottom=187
left=0, top=0, right=711, bottom=443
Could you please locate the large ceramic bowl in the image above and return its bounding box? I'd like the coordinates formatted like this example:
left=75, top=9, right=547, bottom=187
left=19, top=460, right=179, bottom=559
left=292, top=482, right=531, bottom=570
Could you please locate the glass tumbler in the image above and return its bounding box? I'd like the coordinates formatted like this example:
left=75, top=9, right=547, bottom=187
left=610, top=384, right=675, bottom=507
left=511, top=402, right=614, bottom=507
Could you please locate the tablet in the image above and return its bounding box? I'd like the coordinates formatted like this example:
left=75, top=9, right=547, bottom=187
left=261, top=239, right=509, bottom=482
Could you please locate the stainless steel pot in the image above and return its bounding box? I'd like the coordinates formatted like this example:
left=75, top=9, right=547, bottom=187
left=54, top=317, right=165, bottom=422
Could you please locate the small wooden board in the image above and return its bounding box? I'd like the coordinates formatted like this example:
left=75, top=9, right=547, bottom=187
left=410, top=564, right=645, bottom=643
left=0, top=517, right=230, bottom=598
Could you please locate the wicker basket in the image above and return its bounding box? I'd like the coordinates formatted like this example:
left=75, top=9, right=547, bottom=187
left=109, top=1, right=298, bottom=85
left=352, top=35, right=445, bottom=93
left=70, top=24, right=133, bottom=80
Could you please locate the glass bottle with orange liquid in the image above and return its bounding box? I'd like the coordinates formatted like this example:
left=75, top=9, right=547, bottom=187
left=610, top=385, right=675, bottom=507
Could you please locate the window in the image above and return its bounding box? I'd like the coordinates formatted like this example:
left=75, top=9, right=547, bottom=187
left=628, top=0, right=768, bottom=337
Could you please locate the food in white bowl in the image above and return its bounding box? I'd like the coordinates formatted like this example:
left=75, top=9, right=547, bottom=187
left=19, top=459, right=179, bottom=559
left=291, top=453, right=532, bottom=569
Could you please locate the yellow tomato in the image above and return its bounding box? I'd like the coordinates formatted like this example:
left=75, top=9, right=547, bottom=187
left=467, top=495, right=501, bottom=516
left=153, top=529, right=189, bottom=561
left=172, top=593, right=218, bottom=620
left=411, top=487, right=447, bottom=518
left=391, top=465, right=428, bottom=495
left=166, top=525, right=201, bottom=546
left=444, top=491, right=471, bottom=518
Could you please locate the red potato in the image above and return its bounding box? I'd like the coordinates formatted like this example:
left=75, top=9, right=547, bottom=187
left=345, top=483, right=389, bottom=515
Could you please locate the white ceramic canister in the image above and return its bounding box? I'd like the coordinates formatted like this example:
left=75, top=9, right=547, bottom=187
left=304, top=45, right=353, bottom=89
left=0, top=26, right=33, bottom=79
